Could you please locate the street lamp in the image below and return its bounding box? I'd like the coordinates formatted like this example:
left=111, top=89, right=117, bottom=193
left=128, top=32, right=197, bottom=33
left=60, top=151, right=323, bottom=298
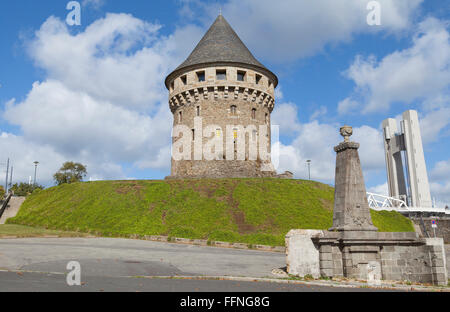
left=307, top=160, right=312, bottom=180
left=33, top=161, right=39, bottom=187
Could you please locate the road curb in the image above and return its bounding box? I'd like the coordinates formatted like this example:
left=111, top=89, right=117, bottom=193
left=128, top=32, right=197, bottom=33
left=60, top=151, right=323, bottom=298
left=132, top=275, right=450, bottom=292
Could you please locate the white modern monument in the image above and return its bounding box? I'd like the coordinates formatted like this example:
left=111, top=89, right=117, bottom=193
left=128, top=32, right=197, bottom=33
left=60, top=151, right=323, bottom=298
left=382, top=110, right=432, bottom=209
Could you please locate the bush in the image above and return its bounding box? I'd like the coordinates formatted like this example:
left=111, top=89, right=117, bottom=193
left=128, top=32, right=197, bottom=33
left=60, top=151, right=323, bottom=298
left=10, top=183, right=44, bottom=197
left=0, top=186, right=5, bottom=199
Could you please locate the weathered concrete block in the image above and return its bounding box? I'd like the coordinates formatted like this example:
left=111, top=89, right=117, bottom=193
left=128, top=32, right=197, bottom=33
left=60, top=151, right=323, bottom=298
left=285, top=230, right=323, bottom=278
left=425, top=238, right=448, bottom=282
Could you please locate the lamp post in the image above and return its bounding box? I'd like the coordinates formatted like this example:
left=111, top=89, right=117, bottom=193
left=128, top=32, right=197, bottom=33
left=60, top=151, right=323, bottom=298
left=5, top=158, right=9, bottom=193
left=33, top=161, right=39, bottom=187
left=306, top=160, right=311, bottom=181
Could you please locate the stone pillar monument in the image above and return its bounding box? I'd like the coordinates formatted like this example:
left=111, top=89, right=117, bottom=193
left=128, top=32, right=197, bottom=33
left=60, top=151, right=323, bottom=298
left=330, top=126, right=378, bottom=232
left=286, top=126, right=448, bottom=285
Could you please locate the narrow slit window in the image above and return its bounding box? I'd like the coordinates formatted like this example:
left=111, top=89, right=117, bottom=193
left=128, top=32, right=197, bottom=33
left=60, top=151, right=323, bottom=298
left=196, top=106, right=200, bottom=116
left=216, top=70, right=227, bottom=80
left=230, top=105, right=237, bottom=115
left=265, top=113, right=269, bottom=124
left=192, top=129, right=195, bottom=141
left=252, top=108, right=256, bottom=119
left=179, top=111, right=183, bottom=123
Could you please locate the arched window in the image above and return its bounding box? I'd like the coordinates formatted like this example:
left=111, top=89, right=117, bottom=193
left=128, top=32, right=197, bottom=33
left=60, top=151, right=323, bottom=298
left=252, top=108, right=256, bottom=119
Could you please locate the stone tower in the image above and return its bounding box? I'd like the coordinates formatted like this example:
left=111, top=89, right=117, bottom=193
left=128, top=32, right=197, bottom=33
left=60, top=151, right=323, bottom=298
left=165, top=15, right=279, bottom=178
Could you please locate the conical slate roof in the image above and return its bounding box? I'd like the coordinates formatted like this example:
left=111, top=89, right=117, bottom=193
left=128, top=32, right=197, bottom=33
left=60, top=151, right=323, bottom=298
left=165, top=15, right=278, bottom=88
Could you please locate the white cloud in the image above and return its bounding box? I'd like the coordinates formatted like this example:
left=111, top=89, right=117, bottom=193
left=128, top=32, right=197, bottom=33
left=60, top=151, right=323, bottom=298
left=1, top=14, right=206, bottom=185
left=271, top=103, right=302, bottom=135
left=419, top=107, right=450, bottom=143
left=4, top=80, right=172, bottom=163
left=430, top=182, right=450, bottom=207
left=0, top=132, right=126, bottom=185
left=27, top=14, right=185, bottom=111
left=368, top=182, right=389, bottom=196
left=273, top=103, right=385, bottom=183
left=430, top=159, right=450, bottom=183
left=186, top=0, right=423, bottom=62
left=337, top=98, right=359, bottom=115
left=340, top=17, right=450, bottom=114
left=310, top=106, right=328, bottom=121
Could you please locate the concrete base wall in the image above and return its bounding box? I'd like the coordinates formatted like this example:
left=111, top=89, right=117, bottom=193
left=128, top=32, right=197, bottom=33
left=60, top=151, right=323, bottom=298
left=285, top=230, right=323, bottom=278
left=286, top=230, right=448, bottom=286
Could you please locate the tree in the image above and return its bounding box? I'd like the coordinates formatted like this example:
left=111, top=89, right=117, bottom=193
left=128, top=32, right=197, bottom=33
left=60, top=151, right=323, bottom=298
left=10, top=183, right=43, bottom=197
left=0, top=186, right=5, bottom=199
left=54, top=162, right=87, bottom=186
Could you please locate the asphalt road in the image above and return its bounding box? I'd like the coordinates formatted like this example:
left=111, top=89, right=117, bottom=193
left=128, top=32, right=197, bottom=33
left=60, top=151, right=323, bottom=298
left=0, top=271, right=393, bottom=292
left=0, top=238, right=409, bottom=292
left=0, top=237, right=284, bottom=277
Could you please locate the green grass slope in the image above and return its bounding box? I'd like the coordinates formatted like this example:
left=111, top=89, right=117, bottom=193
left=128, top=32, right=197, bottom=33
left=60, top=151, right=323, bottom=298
left=8, top=179, right=414, bottom=246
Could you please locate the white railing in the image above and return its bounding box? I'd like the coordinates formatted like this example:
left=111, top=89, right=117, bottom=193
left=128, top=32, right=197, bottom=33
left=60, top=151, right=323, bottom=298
left=367, top=192, right=450, bottom=215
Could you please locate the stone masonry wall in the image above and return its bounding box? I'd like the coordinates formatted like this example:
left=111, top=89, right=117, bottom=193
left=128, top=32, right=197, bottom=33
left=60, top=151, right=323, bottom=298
left=412, top=217, right=450, bottom=244
left=168, top=65, right=276, bottom=178
left=316, top=232, right=448, bottom=285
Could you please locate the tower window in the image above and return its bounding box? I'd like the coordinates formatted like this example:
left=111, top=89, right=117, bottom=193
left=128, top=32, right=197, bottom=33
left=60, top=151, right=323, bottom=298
left=252, top=108, right=256, bottom=120
left=237, top=71, right=246, bottom=82
left=179, top=111, right=183, bottom=123
left=197, top=71, right=205, bottom=82
left=192, top=129, right=195, bottom=140
left=196, top=106, right=200, bottom=116
left=233, top=128, right=238, bottom=143
left=255, top=74, right=262, bottom=85
left=216, top=128, right=221, bottom=138
left=265, top=113, right=269, bottom=124
left=230, top=105, right=237, bottom=115
left=216, top=70, right=227, bottom=80
left=181, top=75, right=187, bottom=85
left=170, top=81, right=174, bottom=91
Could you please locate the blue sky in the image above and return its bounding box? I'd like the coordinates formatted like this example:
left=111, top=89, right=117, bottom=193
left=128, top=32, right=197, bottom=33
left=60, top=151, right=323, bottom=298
left=0, top=0, right=449, bottom=205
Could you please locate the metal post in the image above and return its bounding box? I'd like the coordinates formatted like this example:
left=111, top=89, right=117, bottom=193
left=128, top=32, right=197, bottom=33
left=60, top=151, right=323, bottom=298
left=306, top=160, right=311, bottom=180
left=5, top=158, right=9, bottom=193
left=33, top=161, right=39, bottom=187
left=9, top=166, right=13, bottom=189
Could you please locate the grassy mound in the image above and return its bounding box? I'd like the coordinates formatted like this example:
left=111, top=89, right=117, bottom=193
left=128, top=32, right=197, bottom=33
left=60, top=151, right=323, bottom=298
left=8, top=179, right=414, bottom=246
